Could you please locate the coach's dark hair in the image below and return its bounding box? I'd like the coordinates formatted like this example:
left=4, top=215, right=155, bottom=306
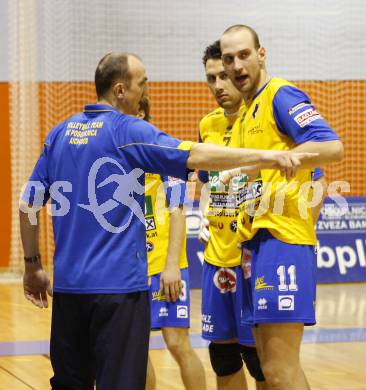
left=222, top=25, right=260, bottom=49
left=95, top=52, right=132, bottom=99
left=202, top=40, right=222, bottom=66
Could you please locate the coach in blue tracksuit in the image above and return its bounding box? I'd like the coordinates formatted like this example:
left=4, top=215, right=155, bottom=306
left=20, top=52, right=312, bottom=390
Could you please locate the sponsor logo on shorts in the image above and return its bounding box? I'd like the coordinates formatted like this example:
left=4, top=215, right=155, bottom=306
left=255, top=276, right=274, bottom=291
left=159, top=307, right=169, bottom=317
left=213, top=268, right=237, bottom=293
left=177, top=305, right=188, bottom=318
left=146, top=241, right=154, bottom=252
left=278, top=295, right=295, bottom=310
left=294, top=108, right=322, bottom=128
left=152, top=291, right=166, bottom=301
left=202, top=314, right=214, bottom=333
left=258, top=298, right=268, bottom=310
left=288, top=102, right=311, bottom=115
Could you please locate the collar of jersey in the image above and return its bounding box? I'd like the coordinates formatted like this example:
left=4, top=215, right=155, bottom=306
left=84, top=104, right=120, bottom=113
left=252, top=78, right=271, bottom=100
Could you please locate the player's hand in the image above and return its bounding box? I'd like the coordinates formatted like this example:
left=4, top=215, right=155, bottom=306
left=23, top=265, right=53, bottom=308
left=220, top=165, right=260, bottom=185
left=160, top=264, right=182, bottom=303
left=198, top=213, right=210, bottom=244
left=262, top=151, right=318, bottom=180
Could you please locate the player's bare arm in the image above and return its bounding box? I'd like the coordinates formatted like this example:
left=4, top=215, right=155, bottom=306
left=187, top=143, right=317, bottom=179
left=160, top=206, right=185, bottom=303
left=290, top=140, right=344, bottom=167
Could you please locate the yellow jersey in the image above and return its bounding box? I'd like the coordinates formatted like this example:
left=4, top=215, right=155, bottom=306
left=145, top=173, right=188, bottom=276
left=237, top=77, right=338, bottom=245
left=198, top=106, right=247, bottom=267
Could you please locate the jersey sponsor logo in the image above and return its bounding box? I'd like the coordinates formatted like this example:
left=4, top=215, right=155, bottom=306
left=159, top=307, right=169, bottom=317
left=294, top=108, right=322, bottom=128
left=247, top=124, right=264, bottom=135
left=177, top=305, right=188, bottom=318
left=288, top=102, right=311, bottom=115
left=146, top=241, right=154, bottom=252
left=257, top=298, right=268, bottom=310
left=255, top=276, right=274, bottom=291
left=238, top=180, right=262, bottom=204
left=278, top=295, right=295, bottom=310
left=213, top=268, right=237, bottom=293
left=145, top=216, right=156, bottom=231
left=230, top=220, right=237, bottom=232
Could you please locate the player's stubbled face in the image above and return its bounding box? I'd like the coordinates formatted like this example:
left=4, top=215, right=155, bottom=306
left=124, top=56, right=148, bottom=116
left=220, top=29, right=263, bottom=100
left=205, top=59, right=242, bottom=110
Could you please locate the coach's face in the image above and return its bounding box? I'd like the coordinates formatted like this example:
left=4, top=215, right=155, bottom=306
left=205, top=59, right=242, bottom=111
left=220, top=29, right=265, bottom=100
left=123, top=56, right=148, bottom=115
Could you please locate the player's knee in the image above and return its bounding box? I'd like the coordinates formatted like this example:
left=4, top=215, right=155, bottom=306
left=165, top=332, right=191, bottom=358
left=240, top=345, right=265, bottom=382
left=261, top=361, right=295, bottom=389
left=208, top=342, right=243, bottom=377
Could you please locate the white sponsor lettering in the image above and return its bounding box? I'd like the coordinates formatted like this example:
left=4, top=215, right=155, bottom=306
left=294, top=108, right=322, bottom=128
left=317, top=239, right=366, bottom=274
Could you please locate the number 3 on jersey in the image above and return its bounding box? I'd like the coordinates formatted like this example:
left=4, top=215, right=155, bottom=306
left=277, top=265, right=298, bottom=291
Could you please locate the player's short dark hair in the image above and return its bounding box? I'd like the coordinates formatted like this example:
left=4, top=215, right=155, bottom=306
left=95, top=52, right=132, bottom=99
left=202, top=40, right=222, bottom=66
left=222, top=25, right=261, bottom=49
left=139, top=96, right=151, bottom=122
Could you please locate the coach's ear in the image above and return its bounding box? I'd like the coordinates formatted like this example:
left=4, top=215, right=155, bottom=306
left=113, top=82, right=125, bottom=100
left=258, top=47, right=266, bottom=66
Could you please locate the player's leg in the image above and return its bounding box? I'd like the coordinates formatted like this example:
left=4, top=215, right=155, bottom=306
left=159, top=268, right=206, bottom=389
left=202, top=261, right=249, bottom=390
left=236, top=263, right=266, bottom=390
left=210, top=339, right=248, bottom=390
left=257, top=323, right=309, bottom=390
left=249, top=230, right=316, bottom=390
left=250, top=328, right=269, bottom=390
left=162, top=327, right=206, bottom=390
left=146, top=354, right=156, bottom=390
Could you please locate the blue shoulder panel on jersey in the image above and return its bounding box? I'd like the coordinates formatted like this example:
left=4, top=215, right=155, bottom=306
left=273, top=86, right=339, bottom=144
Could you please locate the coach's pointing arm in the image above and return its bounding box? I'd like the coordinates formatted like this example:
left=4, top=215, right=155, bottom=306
left=120, top=118, right=315, bottom=181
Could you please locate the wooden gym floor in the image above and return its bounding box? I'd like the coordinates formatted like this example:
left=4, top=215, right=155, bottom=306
left=0, top=281, right=365, bottom=389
